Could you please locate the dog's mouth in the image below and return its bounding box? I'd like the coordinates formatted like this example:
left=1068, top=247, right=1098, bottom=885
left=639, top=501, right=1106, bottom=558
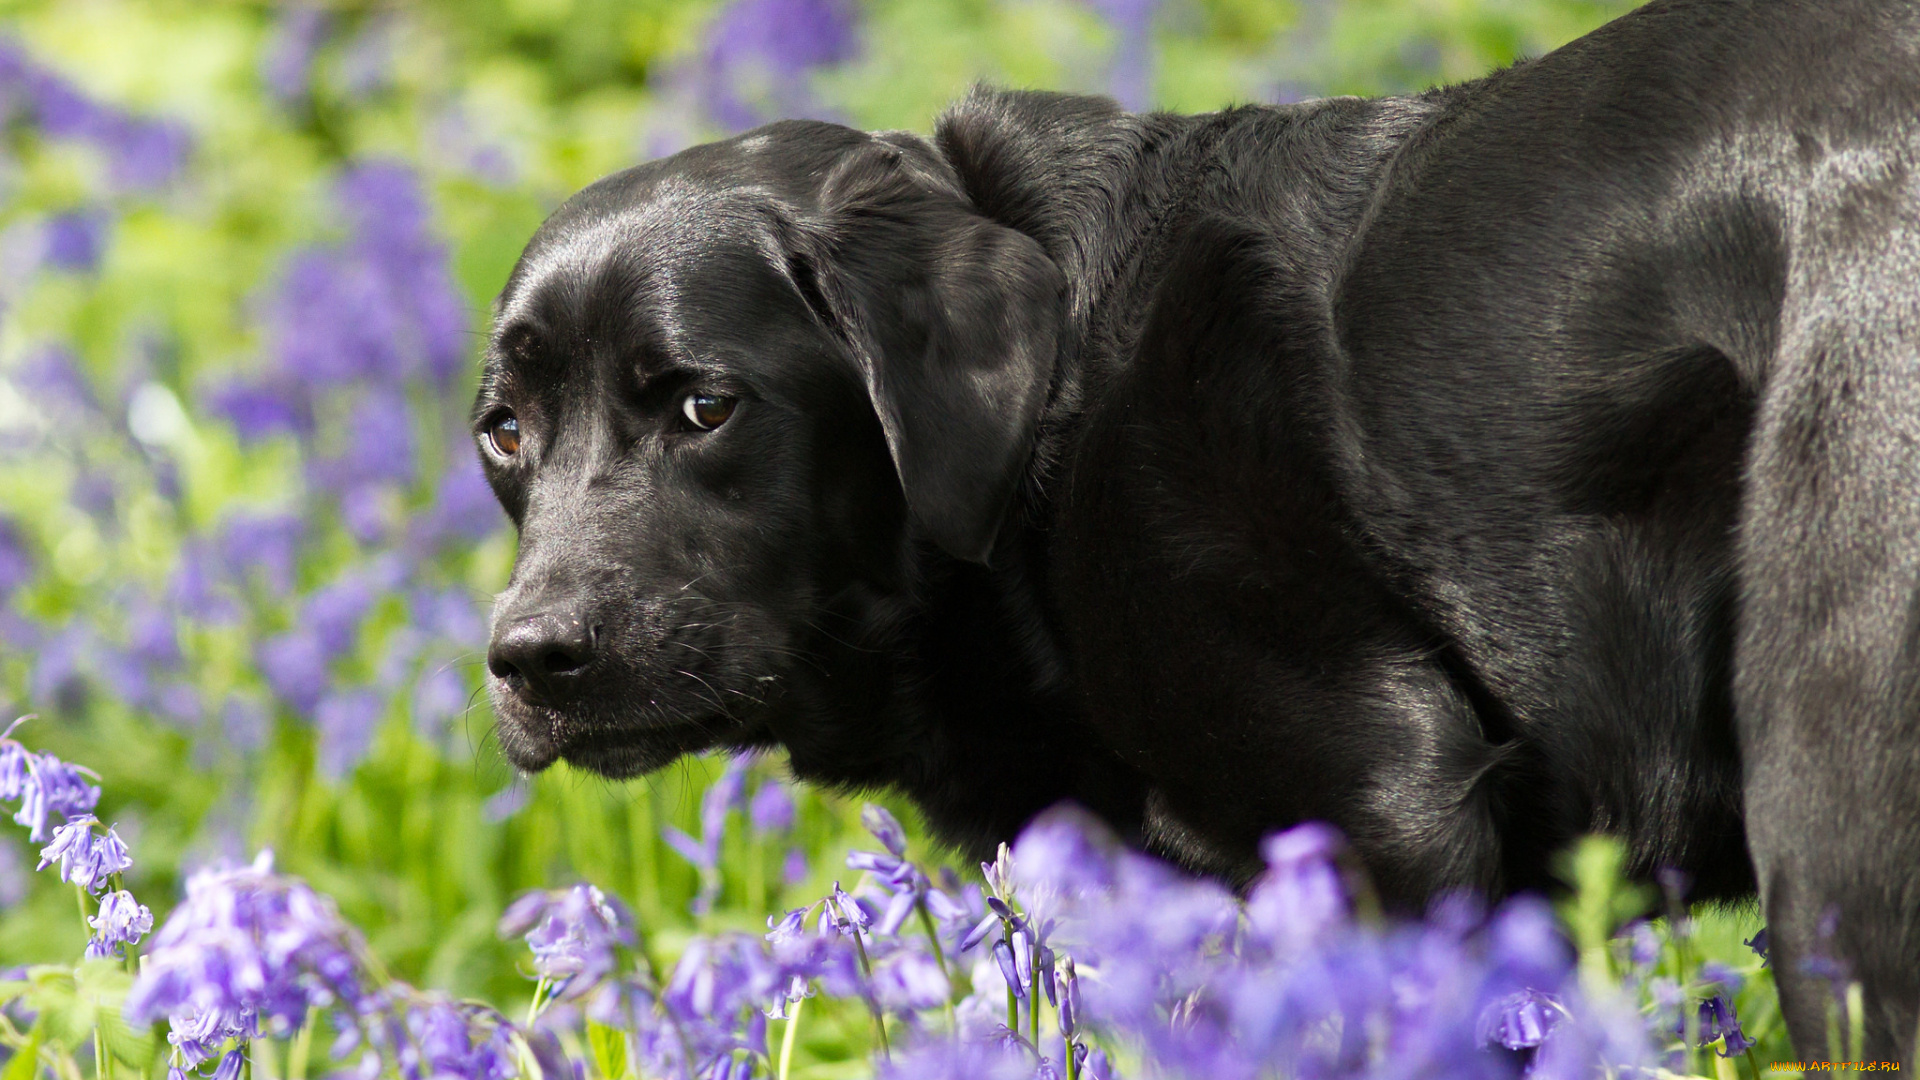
left=490, top=689, right=763, bottom=778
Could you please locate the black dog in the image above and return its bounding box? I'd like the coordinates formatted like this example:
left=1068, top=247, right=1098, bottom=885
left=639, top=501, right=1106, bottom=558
left=475, top=0, right=1920, bottom=1058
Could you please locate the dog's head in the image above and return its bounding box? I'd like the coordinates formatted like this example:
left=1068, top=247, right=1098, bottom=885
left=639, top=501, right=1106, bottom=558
left=475, top=120, right=1065, bottom=777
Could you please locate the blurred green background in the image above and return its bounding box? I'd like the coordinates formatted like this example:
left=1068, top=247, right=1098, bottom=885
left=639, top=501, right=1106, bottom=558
left=0, top=0, right=1656, bottom=1050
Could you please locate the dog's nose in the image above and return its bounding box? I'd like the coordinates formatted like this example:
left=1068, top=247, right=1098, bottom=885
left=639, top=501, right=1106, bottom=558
left=488, top=609, right=601, bottom=701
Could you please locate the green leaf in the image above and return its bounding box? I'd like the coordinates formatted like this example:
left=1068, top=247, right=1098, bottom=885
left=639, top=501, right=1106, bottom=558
left=75, top=960, right=158, bottom=1069
left=0, top=1021, right=43, bottom=1080
left=585, top=1019, right=628, bottom=1080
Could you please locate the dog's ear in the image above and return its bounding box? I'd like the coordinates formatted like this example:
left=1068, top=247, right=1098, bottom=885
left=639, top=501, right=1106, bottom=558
left=788, top=136, right=1065, bottom=565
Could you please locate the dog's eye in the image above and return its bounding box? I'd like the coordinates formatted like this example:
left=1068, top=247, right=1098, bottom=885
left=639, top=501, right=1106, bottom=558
left=681, top=393, right=737, bottom=431
left=486, top=411, right=521, bottom=457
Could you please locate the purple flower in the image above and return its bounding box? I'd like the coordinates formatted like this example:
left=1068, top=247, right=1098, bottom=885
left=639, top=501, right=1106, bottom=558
left=404, top=998, right=518, bottom=1080
left=315, top=689, right=384, bottom=779
left=750, top=781, right=796, bottom=834
left=210, top=1048, right=244, bottom=1080
left=30, top=623, right=92, bottom=711
left=1476, top=988, right=1562, bottom=1049
left=221, top=512, right=304, bottom=596
left=414, top=458, right=503, bottom=549
left=0, top=516, right=31, bottom=599
left=88, top=889, right=154, bottom=959
left=412, top=666, right=471, bottom=738
left=874, top=1040, right=1034, bottom=1080
left=1244, top=821, right=1347, bottom=957
left=502, top=884, right=635, bottom=998
left=992, top=938, right=1024, bottom=1000
left=861, top=803, right=907, bottom=858
left=1687, top=993, right=1755, bottom=1056
left=208, top=378, right=312, bottom=441
left=695, top=0, right=860, bottom=131
left=43, top=211, right=108, bottom=272
left=8, top=746, right=102, bottom=842
left=126, top=851, right=375, bottom=1046
left=261, top=5, right=331, bottom=103
left=305, top=573, right=375, bottom=657
left=127, top=599, right=182, bottom=668
left=1081, top=0, right=1160, bottom=109
left=1745, top=926, right=1769, bottom=967
left=409, top=587, right=486, bottom=647
left=12, top=346, right=98, bottom=416
left=36, top=815, right=131, bottom=892
left=1010, top=804, right=1119, bottom=897
left=870, top=949, right=949, bottom=1013
left=259, top=630, right=330, bottom=714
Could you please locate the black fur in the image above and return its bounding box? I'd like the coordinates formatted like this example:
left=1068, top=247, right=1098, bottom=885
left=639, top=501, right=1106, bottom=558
left=475, top=0, right=1920, bottom=1060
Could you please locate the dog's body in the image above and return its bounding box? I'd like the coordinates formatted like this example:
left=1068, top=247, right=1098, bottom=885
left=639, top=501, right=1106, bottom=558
left=477, top=0, right=1920, bottom=1057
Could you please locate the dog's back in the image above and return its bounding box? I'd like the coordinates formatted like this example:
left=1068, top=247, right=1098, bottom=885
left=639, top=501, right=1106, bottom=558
left=1037, top=0, right=1920, bottom=1058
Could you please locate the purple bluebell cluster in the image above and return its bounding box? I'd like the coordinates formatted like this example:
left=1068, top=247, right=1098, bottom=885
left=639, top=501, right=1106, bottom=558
left=125, top=851, right=377, bottom=1060
left=0, top=37, right=192, bottom=191
left=0, top=717, right=103, bottom=842
left=493, top=797, right=1678, bottom=1080
left=0, top=40, right=492, bottom=782
left=664, top=754, right=755, bottom=915
left=126, top=846, right=541, bottom=1080
left=688, top=0, right=860, bottom=131
left=3, top=719, right=154, bottom=961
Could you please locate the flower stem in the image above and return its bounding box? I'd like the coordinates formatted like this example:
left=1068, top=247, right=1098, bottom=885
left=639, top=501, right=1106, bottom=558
left=831, top=896, right=888, bottom=1059
left=290, top=1012, right=315, bottom=1080
left=92, top=1025, right=109, bottom=1080
left=1029, top=964, right=1040, bottom=1050
left=525, top=977, right=550, bottom=1028
left=914, top=899, right=958, bottom=1028
left=777, top=993, right=804, bottom=1080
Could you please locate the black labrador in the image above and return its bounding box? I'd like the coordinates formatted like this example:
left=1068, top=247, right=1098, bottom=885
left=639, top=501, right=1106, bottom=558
left=474, top=0, right=1920, bottom=1059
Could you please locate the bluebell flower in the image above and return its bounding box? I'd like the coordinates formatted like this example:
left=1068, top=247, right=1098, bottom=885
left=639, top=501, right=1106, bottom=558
left=861, top=803, right=907, bottom=858
left=12, top=346, right=99, bottom=416
left=696, top=0, right=860, bottom=131
left=873, top=1039, right=1034, bottom=1080
left=1687, top=993, right=1755, bottom=1056
left=87, top=889, right=154, bottom=959
left=992, top=938, right=1023, bottom=1000
left=207, top=378, right=312, bottom=441
left=1476, top=987, right=1562, bottom=1049
left=1082, top=0, right=1161, bottom=109
left=30, top=623, right=93, bottom=714
left=501, top=884, right=636, bottom=999
left=210, top=1048, right=244, bottom=1080
left=412, top=666, right=471, bottom=738
left=126, top=851, right=377, bottom=1045
left=7, top=743, right=102, bottom=842
left=36, top=815, right=131, bottom=892
left=258, top=629, right=330, bottom=714
left=414, top=459, right=503, bottom=548
left=315, top=689, right=384, bottom=780
left=1745, top=926, right=1769, bottom=967
left=749, top=780, right=796, bottom=834
left=304, top=573, right=375, bottom=657
left=42, top=211, right=107, bottom=273
left=261, top=5, right=331, bottom=103
left=1244, top=821, right=1347, bottom=958
left=220, top=512, right=303, bottom=596
left=168, top=541, right=239, bottom=623
left=0, top=515, right=33, bottom=599
left=127, top=600, right=182, bottom=668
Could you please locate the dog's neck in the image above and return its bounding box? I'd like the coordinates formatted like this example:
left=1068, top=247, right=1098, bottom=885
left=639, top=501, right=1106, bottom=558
left=932, top=88, right=1447, bottom=485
